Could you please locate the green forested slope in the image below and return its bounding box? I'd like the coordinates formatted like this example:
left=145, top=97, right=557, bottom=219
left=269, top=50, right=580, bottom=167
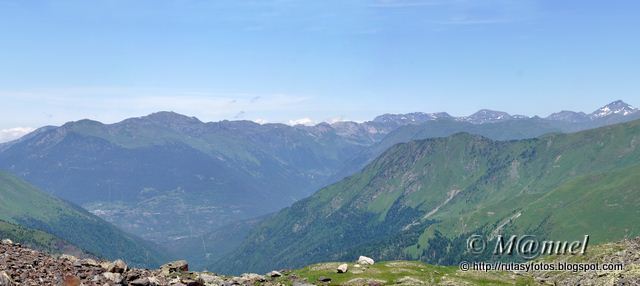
left=213, top=119, right=640, bottom=274
left=0, top=219, right=87, bottom=256
left=0, top=172, right=169, bottom=267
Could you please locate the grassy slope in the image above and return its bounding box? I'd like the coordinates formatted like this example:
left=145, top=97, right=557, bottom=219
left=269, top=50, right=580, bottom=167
left=286, top=261, right=533, bottom=286
left=0, top=172, right=170, bottom=267
left=0, top=220, right=86, bottom=256
left=285, top=236, right=640, bottom=286
left=506, top=164, right=640, bottom=243
left=214, top=119, right=640, bottom=273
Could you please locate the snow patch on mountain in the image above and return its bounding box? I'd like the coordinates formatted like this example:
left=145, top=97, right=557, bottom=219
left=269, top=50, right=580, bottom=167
left=589, top=100, right=638, bottom=119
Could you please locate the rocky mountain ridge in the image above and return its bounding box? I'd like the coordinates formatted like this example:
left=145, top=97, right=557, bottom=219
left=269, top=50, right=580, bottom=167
left=373, top=100, right=638, bottom=126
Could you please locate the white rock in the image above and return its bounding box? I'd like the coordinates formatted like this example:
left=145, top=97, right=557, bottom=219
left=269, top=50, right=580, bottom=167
left=0, top=271, right=14, bottom=286
left=267, top=271, right=282, bottom=278
left=148, top=276, right=160, bottom=286
left=112, top=259, right=128, bottom=273
left=337, top=263, right=349, bottom=273
left=1, top=239, right=12, bottom=245
left=357, top=256, right=375, bottom=265
left=100, top=261, right=113, bottom=272
left=102, top=272, right=123, bottom=284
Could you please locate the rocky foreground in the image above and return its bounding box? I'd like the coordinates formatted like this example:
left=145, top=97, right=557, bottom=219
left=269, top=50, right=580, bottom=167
left=3, top=237, right=640, bottom=285
left=0, top=238, right=308, bottom=286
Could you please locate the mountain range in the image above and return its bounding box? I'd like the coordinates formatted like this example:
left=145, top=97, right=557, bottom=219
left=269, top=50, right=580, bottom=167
left=212, top=117, right=640, bottom=274
left=0, top=100, right=638, bottom=270
left=371, top=99, right=638, bottom=126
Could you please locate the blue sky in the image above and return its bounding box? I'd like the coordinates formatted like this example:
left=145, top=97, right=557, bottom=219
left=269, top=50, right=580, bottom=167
left=1, top=0, right=639, bottom=137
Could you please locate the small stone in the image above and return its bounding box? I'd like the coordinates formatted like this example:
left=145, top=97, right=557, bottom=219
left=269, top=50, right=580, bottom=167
left=198, top=273, right=223, bottom=284
left=100, top=261, right=114, bottom=272
left=59, top=254, right=78, bottom=263
left=1, top=239, right=13, bottom=245
left=337, top=263, right=348, bottom=273
left=112, top=259, right=128, bottom=273
left=148, top=276, right=160, bottom=286
left=129, top=277, right=150, bottom=286
left=267, top=270, right=282, bottom=278
left=318, top=276, right=332, bottom=282
left=181, top=278, right=204, bottom=286
left=241, top=273, right=266, bottom=282
left=103, top=272, right=123, bottom=284
left=79, top=258, right=100, bottom=267
left=125, top=271, right=141, bottom=281
left=160, top=260, right=189, bottom=275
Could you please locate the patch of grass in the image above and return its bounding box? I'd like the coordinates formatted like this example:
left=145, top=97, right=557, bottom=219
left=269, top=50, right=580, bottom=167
left=289, top=261, right=528, bottom=285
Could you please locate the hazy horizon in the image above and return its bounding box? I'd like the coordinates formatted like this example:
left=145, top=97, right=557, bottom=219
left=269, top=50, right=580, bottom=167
left=0, top=98, right=636, bottom=144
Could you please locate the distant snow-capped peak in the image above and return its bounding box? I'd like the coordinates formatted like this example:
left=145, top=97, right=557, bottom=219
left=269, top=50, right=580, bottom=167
left=590, top=100, right=638, bottom=119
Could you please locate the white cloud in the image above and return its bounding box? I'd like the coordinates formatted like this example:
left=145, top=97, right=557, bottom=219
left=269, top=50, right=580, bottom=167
left=0, top=127, right=35, bottom=143
left=253, top=118, right=268, bottom=124
left=327, top=116, right=347, bottom=124
left=287, top=117, right=315, bottom=126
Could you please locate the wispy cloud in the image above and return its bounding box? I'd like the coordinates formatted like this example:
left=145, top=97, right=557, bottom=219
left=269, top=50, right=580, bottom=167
left=0, top=127, right=35, bottom=143
left=0, top=87, right=312, bottom=128
left=371, top=0, right=536, bottom=26
left=368, top=0, right=449, bottom=8
left=233, top=111, right=246, bottom=119
left=432, top=16, right=516, bottom=25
